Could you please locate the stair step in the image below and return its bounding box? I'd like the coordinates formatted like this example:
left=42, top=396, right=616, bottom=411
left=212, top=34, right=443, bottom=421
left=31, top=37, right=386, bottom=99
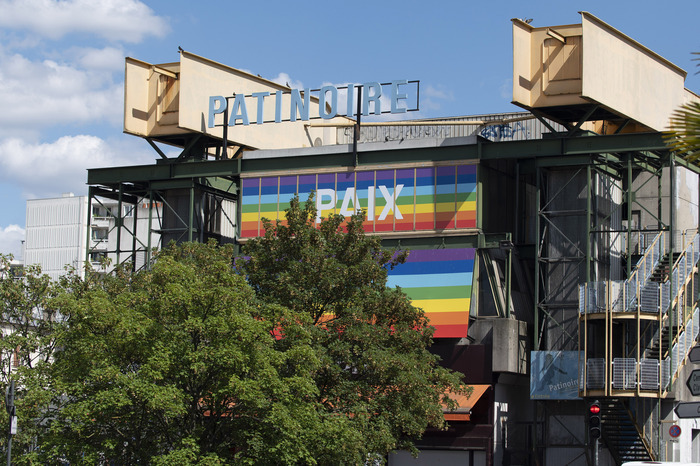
left=597, top=397, right=653, bottom=463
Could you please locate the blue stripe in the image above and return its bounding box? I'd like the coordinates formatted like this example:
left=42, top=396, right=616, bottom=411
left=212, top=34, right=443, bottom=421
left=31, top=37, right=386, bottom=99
left=456, top=182, right=477, bottom=193
left=387, top=272, right=473, bottom=288
left=416, top=185, right=435, bottom=196
left=242, top=195, right=261, bottom=205
left=261, top=185, right=278, bottom=195
left=259, top=194, right=279, bottom=204
left=390, top=260, right=474, bottom=275
left=242, top=186, right=260, bottom=197
left=436, top=184, right=455, bottom=195
left=279, top=193, right=295, bottom=204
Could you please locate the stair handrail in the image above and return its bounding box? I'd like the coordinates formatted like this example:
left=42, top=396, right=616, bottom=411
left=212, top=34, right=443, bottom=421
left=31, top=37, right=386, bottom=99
left=620, top=400, right=655, bottom=462
left=622, top=230, right=666, bottom=311
left=652, top=231, right=700, bottom=389
left=601, top=399, right=655, bottom=463
left=579, top=231, right=665, bottom=315
left=657, top=231, right=700, bottom=321
left=664, top=306, right=700, bottom=390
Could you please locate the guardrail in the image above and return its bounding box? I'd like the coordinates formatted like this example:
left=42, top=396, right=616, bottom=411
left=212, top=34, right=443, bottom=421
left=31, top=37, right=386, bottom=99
left=580, top=230, right=700, bottom=393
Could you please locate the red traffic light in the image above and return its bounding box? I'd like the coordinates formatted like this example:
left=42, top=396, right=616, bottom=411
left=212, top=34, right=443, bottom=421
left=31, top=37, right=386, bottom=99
left=589, top=404, right=601, bottom=414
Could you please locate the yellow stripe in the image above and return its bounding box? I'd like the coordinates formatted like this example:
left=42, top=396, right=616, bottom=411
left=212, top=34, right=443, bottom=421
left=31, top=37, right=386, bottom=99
left=411, top=298, right=470, bottom=313
left=241, top=212, right=261, bottom=222
left=434, top=201, right=476, bottom=212
left=456, top=201, right=477, bottom=212
left=414, top=204, right=435, bottom=214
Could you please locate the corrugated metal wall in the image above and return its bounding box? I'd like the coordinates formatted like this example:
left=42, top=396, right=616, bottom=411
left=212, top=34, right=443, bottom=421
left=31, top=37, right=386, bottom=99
left=542, top=169, right=622, bottom=351
left=24, top=195, right=88, bottom=280
left=335, top=112, right=564, bottom=144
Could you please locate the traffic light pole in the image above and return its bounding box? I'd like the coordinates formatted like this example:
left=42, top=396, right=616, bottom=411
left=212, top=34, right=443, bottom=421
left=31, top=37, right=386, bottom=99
left=589, top=400, right=601, bottom=466
left=593, top=438, right=598, bottom=466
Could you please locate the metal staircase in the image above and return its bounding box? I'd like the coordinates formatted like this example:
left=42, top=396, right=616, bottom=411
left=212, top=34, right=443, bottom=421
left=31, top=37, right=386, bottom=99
left=599, top=399, right=652, bottom=464
left=580, top=230, right=700, bottom=464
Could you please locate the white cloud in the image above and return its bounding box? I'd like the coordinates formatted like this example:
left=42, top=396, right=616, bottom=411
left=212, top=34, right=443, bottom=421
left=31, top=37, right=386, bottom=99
left=270, top=72, right=304, bottom=90
left=0, top=135, right=154, bottom=199
left=0, top=51, right=124, bottom=136
left=74, top=46, right=125, bottom=71
left=0, top=0, right=169, bottom=43
left=0, top=224, right=25, bottom=259
left=420, top=84, right=454, bottom=112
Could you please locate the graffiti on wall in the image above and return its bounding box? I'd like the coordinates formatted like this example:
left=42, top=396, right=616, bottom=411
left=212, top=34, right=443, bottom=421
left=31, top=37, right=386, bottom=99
left=479, top=122, right=530, bottom=141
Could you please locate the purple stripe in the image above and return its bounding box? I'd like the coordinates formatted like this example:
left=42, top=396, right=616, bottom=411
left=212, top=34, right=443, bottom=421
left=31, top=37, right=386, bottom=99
left=415, top=167, right=434, bottom=178
left=337, top=172, right=355, bottom=184
left=279, top=176, right=297, bottom=186
left=261, top=177, right=278, bottom=187
left=457, top=165, right=476, bottom=175
left=299, top=174, right=316, bottom=186
left=357, top=171, right=374, bottom=182
left=375, top=170, right=394, bottom=182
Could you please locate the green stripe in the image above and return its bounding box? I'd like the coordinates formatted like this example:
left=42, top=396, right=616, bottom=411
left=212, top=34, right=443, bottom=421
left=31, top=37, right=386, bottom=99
left=402, top=285, right=471, bottom=300
left=415, top=194, right=435, bottom=205
left=242, top=204, right=261, bottom=214
left=455, top=192, right=477, bottom=202
left=435, top=193, right=456, bottom=204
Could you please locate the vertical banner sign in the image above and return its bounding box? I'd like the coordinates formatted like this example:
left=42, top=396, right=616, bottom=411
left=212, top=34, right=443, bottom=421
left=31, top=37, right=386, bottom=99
left=530, top=351, right=581, bottom=399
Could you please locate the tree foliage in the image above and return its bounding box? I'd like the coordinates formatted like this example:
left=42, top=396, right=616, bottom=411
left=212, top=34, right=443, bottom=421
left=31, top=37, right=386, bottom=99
left=38, top=242, right=327, bottom=465
left=1, top=195, right=464, bottom=464
left=666, top=100, right=700, bottom=161
left=666, top=53, right=700, bottom=161
left=241, top=194, right=465, bottom=462
left=0, top=256, right=62, bottom=464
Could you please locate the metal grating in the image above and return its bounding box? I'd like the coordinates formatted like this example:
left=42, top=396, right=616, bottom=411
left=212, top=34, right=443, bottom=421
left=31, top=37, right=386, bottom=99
left=612, top=358, right=636, bottom=389
left=587, top=359, right=605, bottom=389
left=640, top=283, right=659, bottom=314
left=671, top=343, right=679, bottom=377
left=639, top=359, right=659, bottom=390
left=662, top=357, right=671, bottom=389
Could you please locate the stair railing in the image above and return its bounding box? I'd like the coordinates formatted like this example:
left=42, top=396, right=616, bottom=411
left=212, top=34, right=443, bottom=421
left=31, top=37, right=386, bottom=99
left=623, top=231, right=666, bottom=311
left=580, top=230, right=700, bottom=394
left=579, top=231, right=665, bottom=316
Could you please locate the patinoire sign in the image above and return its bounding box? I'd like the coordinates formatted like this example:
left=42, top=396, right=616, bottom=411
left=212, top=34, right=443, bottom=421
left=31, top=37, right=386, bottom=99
left=208, top=80, right=418, bottom=127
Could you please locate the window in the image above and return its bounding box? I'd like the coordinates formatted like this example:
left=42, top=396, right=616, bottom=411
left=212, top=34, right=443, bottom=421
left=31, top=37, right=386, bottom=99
left=92, top=205, right=112, bottom=219
left=90, top=252, right=107, bottom=263
left=92, top=228, right=108, bottom=241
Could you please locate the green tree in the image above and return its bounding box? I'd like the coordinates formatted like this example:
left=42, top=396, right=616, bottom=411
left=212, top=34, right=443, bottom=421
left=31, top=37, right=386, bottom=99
left=241, top=195, right=465, bottom=463
left=666, top=53, right=700, bottom=161
left=40, top=242, right=325, bottom=465
left=666, top=100, right=700, bottom=161
left=0, top=256, right=62, bottom=464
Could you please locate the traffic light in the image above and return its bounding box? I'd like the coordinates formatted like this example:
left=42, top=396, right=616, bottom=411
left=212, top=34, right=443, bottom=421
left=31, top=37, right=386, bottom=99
left=589, top=400, right=601, bottom=440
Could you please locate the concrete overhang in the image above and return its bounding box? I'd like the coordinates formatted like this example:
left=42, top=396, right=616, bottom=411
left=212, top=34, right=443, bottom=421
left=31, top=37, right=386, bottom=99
left=512, top=12, right=699, bottom=132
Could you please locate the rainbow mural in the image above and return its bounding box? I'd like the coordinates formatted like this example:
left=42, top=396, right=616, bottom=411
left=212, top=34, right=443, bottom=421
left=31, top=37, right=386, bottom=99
left=240, top=166, right=477, bottom=338
left=240, top=164, right=477, bottom=238
left=386, top=248, right=475, bottom=338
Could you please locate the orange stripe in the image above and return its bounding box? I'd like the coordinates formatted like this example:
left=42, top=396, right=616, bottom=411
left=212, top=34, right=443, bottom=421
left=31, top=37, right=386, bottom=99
left=426, top=312, right=469, bottom=326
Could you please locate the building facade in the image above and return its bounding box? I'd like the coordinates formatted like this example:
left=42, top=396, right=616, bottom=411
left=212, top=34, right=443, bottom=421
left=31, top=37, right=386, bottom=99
left=24, top=193, right=161, bottom=279
left=78, top=12, right=700, bottom=466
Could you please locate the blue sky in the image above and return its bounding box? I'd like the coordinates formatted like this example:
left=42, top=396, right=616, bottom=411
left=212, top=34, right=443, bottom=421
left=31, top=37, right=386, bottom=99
left=0, top=0, right=698, bottom=258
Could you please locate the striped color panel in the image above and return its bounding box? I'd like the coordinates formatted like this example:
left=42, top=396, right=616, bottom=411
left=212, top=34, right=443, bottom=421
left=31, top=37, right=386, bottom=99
left=239, top=165, right=477, bottom=238
left=387, top=248, right=475, bottom=338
